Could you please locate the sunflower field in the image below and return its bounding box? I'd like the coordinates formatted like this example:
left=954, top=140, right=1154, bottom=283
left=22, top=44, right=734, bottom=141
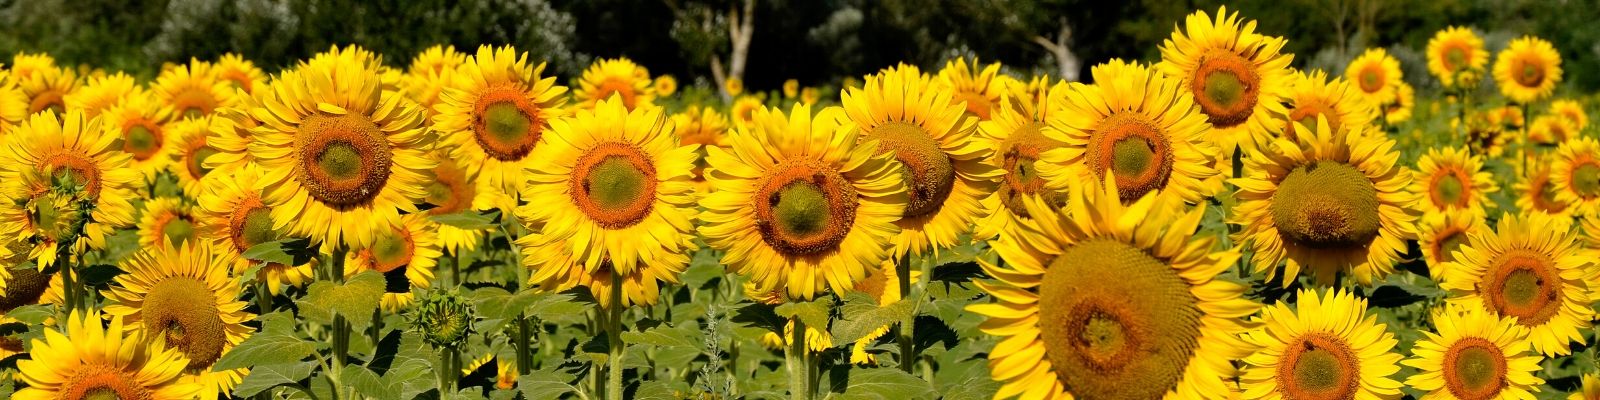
left=5, top=1, right=1600, bottom=399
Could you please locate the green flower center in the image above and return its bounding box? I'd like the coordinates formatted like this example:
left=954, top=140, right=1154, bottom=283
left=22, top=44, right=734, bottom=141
left=1272, top=162, right=1381, bottom=249
left=1433, top=172, right=1466, bottom=207
left=123, top=124, right=161, bottom=161
left=161, top=216, right=194, bottom=245
left=1278, top=334, right=1359, bottom=400
left=188, top=146, right=218, bottom=179
left=587, top=157, right=648, bottom=211
left=1572, top=163, right=1600, bottom=197
left=316, top=143, right=364, bottom=181
left=1203, top=71, right=1244, bottom=111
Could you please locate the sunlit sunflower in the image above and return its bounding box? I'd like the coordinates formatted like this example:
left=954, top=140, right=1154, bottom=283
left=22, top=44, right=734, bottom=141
left=703, top=102, right=904, bottom=299
left=202, top=92, right=263, bottom=172
left=1552, top=137, right=1600, bottom=217
left=936, top=57, right=1005, bottom=120
left=1417, top=212, right=1488, bottom=283
left=841, top=64, right=998, bottom=256
left=15, top=310, right=202, bottom=400
left=1494, top=36, right=1562, bottom=104
left=654, top=75, right=678, bottom=97
left=248, top=45, right=435, bottom=250
left=154, top=60, right=236, bottom=120
left=433, top=45, right=568, bottom=194
left=1239, top=289, right=1404, bottom=400
left=211, top=53, right=267, bottom=96
left=974, top=81, right=1069, bottom=242
left=0, top=71, right=26, bottom=135
left=1442, top=212, right=1593, bottom=356
left=1575, top=375, right=1600, bottom=400
left=515, top=95, right=696, bottom=307
left=422, top=150, right=505, bottom=254
left=1531, top=115, right=1577, bottom=145
left=136, top=197, right=197, bottom=248
left=970, top=177, right=1256, bottom=400
left=64, top=72, right=142, bottom=118
left=1515, top=155, right=1574, bottom=218
left=672, top=105, right=730, bottom=191
left=1040, top=59, right=1221, bottom=205
left=103, top=241, right=255, bottom=400
left=195, top=164, right=313, bottom=295
left=725, top=77, right=744, bottom=97
left=1427, top=26, right=1488, bottom=88
left=1551, top=99, right=1588, bottom=131
left=1404, top=304, right=1545, bottom=400
left=16, top=64, right=78, bottom=117
left=729, top=96, right=762, bottom=128
left=573, top=57, right=655, bottom=111
left=1345, top=48, right=1404, bottom=108
left=844, top=260, right=915, bottom=365
left=0, top=110, right=138, bottom=267
left=1410, top=146, right=1498, bottom=218
left=1384, top=82, right=1414, bottom=124
left=168, top=116, right=225, bottom=198
left=1158, top=6, right=1293, bottom=154
left=1233, top=116, right=1418, bottom=287
left=9, top=52, right=56, bottom=81
left=344, top=213, right=440, bottom=312
left=96, top=92, right=175, bottom=182
left=1281, top=70, right=1377, bottom=143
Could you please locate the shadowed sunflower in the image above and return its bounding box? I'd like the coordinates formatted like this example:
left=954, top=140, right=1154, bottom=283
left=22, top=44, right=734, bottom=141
left=1494, top=36, right=1562, bottom=104
left=98, top=92, right=175, bottom=181
left=195, top=164, right=313, bottom=295
left=16, top=64, right=78, bottom=117
left=64, top=72, right=142, bottom=118
left=1403, top=304, right=1544, bottom=400
left=515, top=96, right=697, bottom=308
left=399, top=45, right=465, bottom=125
left=573, top=57, right=655, bottom=111
left=1384, top=82, right=1414, bottom=124
left=1281, top=70, right=1377, bottom=143
left=1442, top=212, right=1593, bottom=356
left=1515, top=155, right=1574, bottom=218
left=154, top=60, right=236, bottom=120
left=168, top=116, right=226, bottom=198
left=845, top=260, right=914, bottom=365
left=211, top=53, right=266, bottom=96
left=969, top=176, right=1256, bottom=399
left=434, top=45, right=568, bottom=194
left=729, top=96, right=762, bottom=128
left=1041, top=59, right=1221, bottom=204
left=9, top=52, right=56, bottom=81
left=1233, top=116, right=1418, bottom=287
left=0, top=110, right=138, bottom=267
left=841, top=64, right=998, bottom=257
left=1531, top=115, right=1576, bottom=147
left=974, top=80, right=1069, bottom=242
left=672, top=105, right=730, bottom=193
left=703, top=102, right=904, bottom=299
left=1464, top=112, right=1511, bottom=159
left=1410, top=146, right=1497, bottom=218
left=1552, top=137, right=1600, bottom=217
left=103, top=241, right=255, bottom=400
left=1550, top=99, right=1587, bottom=131
left=749, top=282, right=834, bottom=353
left=1239, top=289, right=1404, bottom=400
left=15, top=310, right=202, bottom=400
left=1158, top=6, right=1293, bottom=154
left=0, top=71, right=25, bottom=135
left=344, top=213, right=440, bottom=312
left=936, top=57, right=1005, bottom=120
left=136, top=197, right=197, bottom=248
left=422, top=150, right=506, bottom=254
left=1427, top=27, right=1488, bottom=89
left=247, top=45, right=435, bottom=250
left=1345, top=48, right=1403, bottom=109
left=1417, top=212, right=1488, bottom=283
left=1575, top=375, right=1600, bottom=400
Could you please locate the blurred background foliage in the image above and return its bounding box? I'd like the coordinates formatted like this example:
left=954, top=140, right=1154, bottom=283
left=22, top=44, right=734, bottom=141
left=0, top=0, right=1592, bottom=92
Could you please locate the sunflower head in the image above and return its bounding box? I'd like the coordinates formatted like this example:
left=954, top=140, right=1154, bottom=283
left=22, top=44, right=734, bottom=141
left=1345, top=48, right=1403, bottom=107
left=155, top=59, right=236, bottom=120
left=574, top=57, right=655, bottom=110
left=63, top=72, right=142, bottom=118
left=1158, top=6, right=1293, bottom=153
left=936, top=57, right=1005, bottom=120
left=1494, top=36, right=1563, bottom=104
left=15, top=310, right=203, bottom=400
left=1403, top=304, right=1545, bottom=400
left=1442, top=212, right=1593, bottom=356
left=1241, top=289, right=1403, bottom=400
left=1282, top=70, right=1376, bottom=143
left=1427, top=26, right=1488, bottom=88
left=432, top=45, right=568, bottom=194
left=654, top=75, right=678, bottom=97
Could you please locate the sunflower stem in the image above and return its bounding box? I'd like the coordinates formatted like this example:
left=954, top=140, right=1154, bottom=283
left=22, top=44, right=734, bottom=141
left=330, top=246, right=350, bottom=368
left=255, top=280, right=274, bottom=313
left=515, top=314, right=534, bottom=375
left=59, top=254, right=76, bottom=315
left=1522, top=102, right=1533, bottom=170
left=786, top=317, right=811, bottom=400
left=438, top=347, right=459, bottom=395
left=896, top=255, right=916, bottom=374
left=605, top=274, right=626, bottom=400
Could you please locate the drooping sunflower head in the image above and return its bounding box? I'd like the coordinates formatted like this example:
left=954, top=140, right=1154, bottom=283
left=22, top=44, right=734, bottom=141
left=1282, top=70, right=1377, bottom=143
left=936, top=57, right=1005, bottom=120
left=136, top=197, right=198, bottom=249
left=346, top=213, right=441, bottom=312
left=574, top=57, right=655, bottom=111
left=0, top=110, right=139, bottom=262
left=155, top=59, right=236, bottom=120
left=1240, top=288, right=1404, bottom=400
left=1403, top=303, right=1545, bottom=400
left=1427, top=26, right=1489, bottom=88
left=433, top=45, right=568, bottom=194
left=194, top=163, right=312, bottom=295
left=1515, top=155, right=1574, bottom=218
left=97, top=91, right=175, bottom=181
left=1344, top=48, right=1404, bottom=107
left=64, top=71, right=143, bottom=118
left=1383, top=81, right=1414, bottom=124
left=16, top=63, right=78, bottom=117
left=1552, top=137, right=1600, bottom=217
left=654, top=75, right=678, bottom=97
left=211, top=53, right=267, bottom=96
left=1494, top=36, right=1563, bottom=104
left=974, top=80, right=1070, bottom=241
left=1410, top=145, right=1497, bottom=217
left=16, top=309, right=204, bottom=400
left=1442, top=212, right=1594, bottom=356
left=1416, top=211, right=1487, bottom=282
left=1158, top=5, right=1293, bottom=153
left=1551, top=99, right=1588, bottom=131
left=1531, top=115, right=1577, bottom=145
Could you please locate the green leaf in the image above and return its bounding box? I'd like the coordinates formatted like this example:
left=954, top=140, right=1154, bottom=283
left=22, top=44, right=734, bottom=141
left=232, top=361, right=316, bottom=397
left=830, top=368, right=936, bottom=400
left=774, top=297, right=833, bottom=332
left=214, top=331, right=315, bottom=370
left=621, top=323, right=700, bottom=348
left=430, top=210, right=498, bottom=230
left=731, top=302, right=785, bottom=334
left=830, top=292, right=915, bottom=344
left=633, top=380, right=687, bottom=400
left=517, top=369, right=581, bottom=400
left=296, top=271, right=385, bottom=330
left=344, top=365, right=401, bottom=400
left=4, top=304, right=52, bottom=325
left=241, top=237, right=315, bottom=266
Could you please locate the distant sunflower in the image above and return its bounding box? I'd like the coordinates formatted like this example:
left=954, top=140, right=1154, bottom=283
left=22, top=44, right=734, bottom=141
left=654, top=75, right=678, bottom=97
left=515, top=96, right=697, bottom=308
left=169, top=116, right=225, bottom=198
left=8, top=52, right=56, bottom=81
left=1403, top=304, right=1545, bottom=400
left=936, top=57, right=1005, bottom=120
left=1416, top=212, right=1488, bottom=282
left=16, top=64, right=78, bottom=117
left=423, top=151, right=504, bottom=254
left=970, top=177, right=1257, bottom=399
left=671, top=105, right=729, bottom=190
left=433, top=45, right=568, bottom=194
left=1443, top=212, right=1593, bottom=356
left=573, top=57, right=655, bottom=111
left=974, top=81, right=1068, bottom=242
left=1515, top=155, right=1574, bottom=218
left=840, top=64, right=998, bottom=256
left=1551, top=99, right=1588, bottom=131
left=248, top=45, right=435, bottom=249
left=1494, top=36, right=1562, bottom=104
left=1239, top=289, right=1404, bottom=400
left=1345, top=48, right=1404, bottom=108
left=345, top=213, right=440, bottom=312
left=1426, top=27, right=1488, bottom=88
left=1531, top=115, right=1577, bottom=145
left=725, top=77, right=744, bottom=96
left=399, top=46, right=464, bottom=124
left=800, top=87, right=820, bottom=106
left=15, top=310, right=202, bottom=400
left=703, top=102, right=904, bottom=299
left=782, top=79, right=799, bottom=99
left=729, top=96, right=762, bottom=128
left=64, top=72, right=142, bottom=117
left=1384, top=82, right=1414, bottom=124
left=1040, top=59, right=1221, bottom=204
left=1552, top=137, right=1600, bottom=217
left=212, top=53, right=267, bottom=95
left=1281, top=70, right=1377, bottom=142
left=1465, top=113, right=1511, bottom=159
left=1491, top=106, right=1526, bottom=132
left=103, top=241, right=255, bottom=400
left=0, top=110, right=138, bottom=267
left=97, top=91, right=175, bottom=181
left=195, top=164, right=313, bottom=295
left=136, top=197, right=197, bottom=248
left=0, top=71, right=25, bottom=134
left=154, top=60, right=236, bottom=120
left=1233, top=117, right=1418, bottom=287
left=1410, top=146, right=1497, bottom=218
left=1158, top=6, right=1293, bottom=154
left=408, top=45, right=467, bottom=77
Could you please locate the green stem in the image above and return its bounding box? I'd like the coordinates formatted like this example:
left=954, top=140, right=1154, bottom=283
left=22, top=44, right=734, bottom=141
left=59, top=255, right=76, bottom=314
left=786, top=317, right=811, bottom=400
left=438, top=348, right=459, bottom=395
left=515, top=314, right=533, bottom=375
left=255, top=280, right=274, bottom=313
left=330, top=246, right=349, bottom=367
left=896, top=255, right=915, bottom=373
left=450, top=250, right=462, bottom=287
left=606, top=274, right=625, bottom=400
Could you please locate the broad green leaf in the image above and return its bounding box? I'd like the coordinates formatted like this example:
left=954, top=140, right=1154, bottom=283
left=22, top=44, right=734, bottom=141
left=241, top=237, right=315, bottom=266
left=4, top=304, right=52, bottom=325
left=213, top=330, right=315, bottom=370
left=232, top=361, right=316, bottom=397
left=430, top=210, right=499, bottom=230
left=774, top=297, right=833, bottom=332
left=296, top=271, right=384, bottom=330
left=634, top=380, right=690, bottom=400
left=731, top=302, right=785, bottom=335
left=831, top=368, right=936, bottom=400
left=831, top=292, right=915, bottom=344
left=345, top=364, right=405, bottom=400
left=517, top=368, right=581, bottom=400
left=621, top=323, right=700, bottom=348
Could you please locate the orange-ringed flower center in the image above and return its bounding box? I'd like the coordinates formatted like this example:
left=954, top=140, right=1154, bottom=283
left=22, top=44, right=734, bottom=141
left=998, top=122, right=1055, bottom=217
left=1435, top=227, right=1469, bottom=264
left=1191, top=52, right=1261, bottom=128
left=1571, top=162, right=1600, bottom=197
left=1442, top=337, right=1507, bottom=400
left=42, top=152, right=103, bottom=197
left=296, top=113, right=392, bottom=209
left=1272, top=161, right=1381, bottom=249
left=121, top=121, right=164, bottom=161
left=1513, top=58, right=1545, bottom=88
left=1430, top=168, right=1471, bottom=209
left=1443, top=46, right=1468, bottom=72
left=1481, top=250, right=1561, bottom=325
left=595, top=79, right=638, bottom=110
left=186, top=144, right=217, bottom=180
left=229, top=201, right=276, bottom=253
left=60, top=364, right=150, bottom=400
left=368, top=229, right=415, bottom=273
left=1359, top=65, right=1386, bottom=94
left=753, top=160, right=857, bottom=256
left=157, top=211, right=195, bottom=245
left=173, top=87, right=217, bottom=119
left=570, top=142, right=657, bottom=229
left=1089, top=114, right=1172, bottom=202
left=954, top=90, right=993, bottom=120
left=1279, top=333, right=1360, bottom=400
left=864, top=122, right=955, bottom=219
left=472, top=88, right=543, bottom=161
left=1287, top=99, right=1338, bottom=142
left=28, top=89, right=66, bottom=115
left=145, top=276, right=226, bottom=370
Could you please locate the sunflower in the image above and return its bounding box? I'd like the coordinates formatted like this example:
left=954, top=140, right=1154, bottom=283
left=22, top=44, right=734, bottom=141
left=800, top=87, right=820, bottom=106
left=1345, top=48, right=1404, bottom=108
left=970, top=176, right=1256, bottom=400
left=1426, top=26, right=1488, bottom=88
left=16, top=64, right=78, bottom=117
left=1551, top=99, right=1588, bottom=131
left=1575, top=375, right=1600, bottom=400
left=1466, top=113, right=1511, bottom=159
left=1040, top=59, right=1221, bottom=205
left=703, top=101, right=903, bottom=300
left=1239, top=289, right=1404, bottom=400
left=399, top=46, right=464, bottom=124
left=154, top=60, right=236, bottom=120
left=0, top=110, right=138, bottom=267
left=136, top=197, right=197, bottom=249
left=433, top=45, right=568, bottom=194
left=98, top=92, right=175, bottom=181
left=102, top=241, right=255, bottom=400
left=748, top=282, right=834, bottom=353
left=1158, top=6, right=1293, bottom=154
left=64, top=72, right=142, bottom=118
left=1531, top=115, right=1577, bottom=145
left=840, top=64, right=998, bottom=257
left=515, top=95, right=697, bottom=308
left=0, top=71, right=26, bottom=135
left=423, top=150, right=505, bottom=254
left=1281, top=70, right=1377, bottom=143
left=1442, top=212, right=1593, bottom=356
left=1494, top=36, right=1562, bottom=104
left=974, top=81, right=1069, bottom=242
left=936, top=57, right=1005, bottom=120
left=344, top=213, right=440, bottom=312
left=783, top=79, right=799, bottom=99
left=1491, top=106, right=1526, bottom=132
left=573, top=57, right=655, bottom=111
left=195, top=164, right=313, bottom=295
left=672, top=105, right=730, bottom=191
left=211, top=53, right=267, bottom=95
left=408, top=45, right=466, bottom=77
left=203, top=92, right=263, bottom=172
left=1403, top=304, right=1545, bottom=400
left=729, top=96, right=762, bottom=128
left=1410, top=146, right=1498, bottom=218
left=654, top=75, right=678, bottom=97
left=1233, top=116, right=1418, bottom=287
left=1417, top=212, right=1488, bottom=282
left=1384, top=82, right=1414, bottom=124
left=9, top=52, right=56, bottom=81
left=1552, top=137, right=1600, bottom=217
left=248, top=45, right=435, bottom=250
left=725, top=77, right=744, bottom=96
left=1515, top=155, right=1574, bottom=218
left=14, top=310, right=202, bottom=400
left=168, top=116, right=225, bottom=198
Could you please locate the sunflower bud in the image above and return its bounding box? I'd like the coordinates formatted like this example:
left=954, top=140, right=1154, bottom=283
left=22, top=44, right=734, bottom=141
left=410, top=288, right=475, bottom=349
